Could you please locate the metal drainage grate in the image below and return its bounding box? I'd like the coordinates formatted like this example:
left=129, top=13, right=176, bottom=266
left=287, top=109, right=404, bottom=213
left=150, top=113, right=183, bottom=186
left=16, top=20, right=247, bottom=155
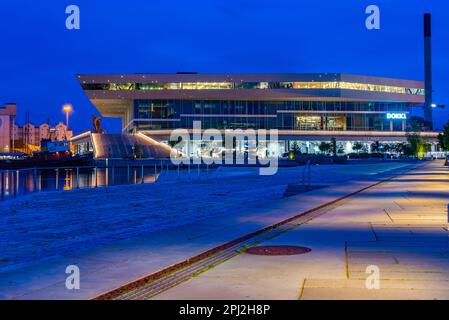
left=245, top=245, right=311, bottom=256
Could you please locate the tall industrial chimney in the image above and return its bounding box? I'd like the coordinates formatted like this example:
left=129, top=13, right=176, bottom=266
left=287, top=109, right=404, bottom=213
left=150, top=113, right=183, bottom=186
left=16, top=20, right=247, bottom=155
left=424, top=13, right=433, bottom=129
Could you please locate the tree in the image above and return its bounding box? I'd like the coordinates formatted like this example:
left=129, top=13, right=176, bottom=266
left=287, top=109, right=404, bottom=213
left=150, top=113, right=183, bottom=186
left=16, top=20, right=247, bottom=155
left=288, top=141, right=301, bottom=159
left=438, top=120, right=449, bottom=151
left=406, top=135, right=430, bottom=158
left=371, top=141, right=380, bottom=153
left=394, top=143, right=406, bottom=154
left=406, top=121, right=430, bottom=158
left=330, top=137, right=337, bottom=156
left=337, top=144, right=345, bottom=155
left=319, top=142, right=332, bottom=155
left=381, top=143, right=390, bottom=153
left=352, top=142, right=364, bottom=154
left=290, top=141, right=300, bottom=153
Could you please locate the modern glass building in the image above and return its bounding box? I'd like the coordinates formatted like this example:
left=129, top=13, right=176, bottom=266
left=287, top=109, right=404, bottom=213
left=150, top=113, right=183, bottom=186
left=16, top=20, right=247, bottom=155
left=77, top=73, right=438, bottom=157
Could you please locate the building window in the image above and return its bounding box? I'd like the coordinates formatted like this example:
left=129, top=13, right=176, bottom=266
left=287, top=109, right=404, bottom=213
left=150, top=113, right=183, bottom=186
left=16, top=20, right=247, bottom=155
left=296, top=116, right=323, bottom=130
left=326, top=116, right=346, bottom=131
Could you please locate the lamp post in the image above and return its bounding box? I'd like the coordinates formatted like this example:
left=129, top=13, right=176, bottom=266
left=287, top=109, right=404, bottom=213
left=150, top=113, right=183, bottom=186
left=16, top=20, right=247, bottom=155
left=63, top=104, right=73, bottom=128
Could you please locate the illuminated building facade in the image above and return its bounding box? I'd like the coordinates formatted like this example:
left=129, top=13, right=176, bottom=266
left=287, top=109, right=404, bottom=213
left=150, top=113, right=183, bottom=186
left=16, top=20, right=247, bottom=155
left=0, top=103, right=16, bottom=153
left=78, top=73, right=439, bottom=156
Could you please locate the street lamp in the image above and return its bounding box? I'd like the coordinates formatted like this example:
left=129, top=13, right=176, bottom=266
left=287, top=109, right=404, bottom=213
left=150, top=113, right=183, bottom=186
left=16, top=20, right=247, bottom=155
left=62, top=104, right=73, bottom=128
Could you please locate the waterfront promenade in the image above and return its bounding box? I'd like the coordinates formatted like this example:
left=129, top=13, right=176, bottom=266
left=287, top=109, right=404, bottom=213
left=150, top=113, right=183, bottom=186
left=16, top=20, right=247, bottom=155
left=0, top=161, right=446, bottom=299
left=155, top=161, right=449, bottom=300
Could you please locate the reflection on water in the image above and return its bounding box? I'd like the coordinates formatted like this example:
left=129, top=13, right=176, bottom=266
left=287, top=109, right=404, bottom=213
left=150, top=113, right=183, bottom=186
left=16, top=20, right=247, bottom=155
left=0, top=167, right=160, bottom=200
left=0, top=165, right=215, bottom=201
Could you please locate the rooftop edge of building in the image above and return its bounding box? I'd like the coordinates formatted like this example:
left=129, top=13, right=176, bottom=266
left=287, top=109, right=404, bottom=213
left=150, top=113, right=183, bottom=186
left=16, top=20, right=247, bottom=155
left=76, top=73, right=424, bottom=88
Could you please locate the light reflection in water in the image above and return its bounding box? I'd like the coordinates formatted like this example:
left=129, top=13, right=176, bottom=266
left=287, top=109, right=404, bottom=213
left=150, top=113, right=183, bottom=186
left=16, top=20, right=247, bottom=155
left=1, top=165, right=211, bottom=201
left=0, top=167, right=160, bottom=199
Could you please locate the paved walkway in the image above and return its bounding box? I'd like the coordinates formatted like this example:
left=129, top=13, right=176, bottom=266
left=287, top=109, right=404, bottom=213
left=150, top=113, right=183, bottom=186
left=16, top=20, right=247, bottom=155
left=154, top=161, right=449, bottom=300
left=0, top=162, right=428, bottom=299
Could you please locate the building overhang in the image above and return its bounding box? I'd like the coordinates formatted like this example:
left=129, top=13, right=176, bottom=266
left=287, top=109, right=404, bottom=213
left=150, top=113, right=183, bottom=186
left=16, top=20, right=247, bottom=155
left=88, top=99, right=132, bottom=119
left=140, top=129, right=441, bottom=143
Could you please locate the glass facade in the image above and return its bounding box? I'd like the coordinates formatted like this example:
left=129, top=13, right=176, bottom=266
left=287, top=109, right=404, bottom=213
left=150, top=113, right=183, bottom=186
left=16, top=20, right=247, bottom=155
left=82, top=81, right=424, bottom=95
left=130, top=100, right=409, bottom=132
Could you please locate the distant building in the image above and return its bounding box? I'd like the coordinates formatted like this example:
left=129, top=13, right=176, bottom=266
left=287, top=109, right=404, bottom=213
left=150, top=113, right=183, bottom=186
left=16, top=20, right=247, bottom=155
left=39, top=123, right=51, bottom=141
left=55, top=122, right=73, bottom=141
left=0, top=103, right=73, bottom=153
left=22, top=123, right=39, bottom=146
left=0, top=103, right=17, bottom=153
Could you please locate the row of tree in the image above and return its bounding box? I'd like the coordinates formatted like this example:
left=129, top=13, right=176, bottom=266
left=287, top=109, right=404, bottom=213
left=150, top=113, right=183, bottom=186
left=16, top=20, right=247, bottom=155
left=290, top=119, right=449, bottom=158
left=314, top=139, right=430, bottom=157
left=438, top=121, right=449, bottom=151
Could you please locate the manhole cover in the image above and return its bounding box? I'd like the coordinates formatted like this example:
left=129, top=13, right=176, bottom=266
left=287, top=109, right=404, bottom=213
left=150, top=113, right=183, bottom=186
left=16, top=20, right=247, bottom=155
left=245, top=245, right=311, bottom=256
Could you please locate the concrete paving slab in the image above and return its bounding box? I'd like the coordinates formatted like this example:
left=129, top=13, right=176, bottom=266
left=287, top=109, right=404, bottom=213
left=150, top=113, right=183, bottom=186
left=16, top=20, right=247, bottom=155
left=300, top=287, right=449, bottom=300
left=304, top=278, right=449, bottom=290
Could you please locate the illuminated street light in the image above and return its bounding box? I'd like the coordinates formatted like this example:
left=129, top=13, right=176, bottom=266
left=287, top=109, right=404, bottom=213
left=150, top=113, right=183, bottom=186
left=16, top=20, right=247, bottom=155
left=62, top=104, right=73, bottom=128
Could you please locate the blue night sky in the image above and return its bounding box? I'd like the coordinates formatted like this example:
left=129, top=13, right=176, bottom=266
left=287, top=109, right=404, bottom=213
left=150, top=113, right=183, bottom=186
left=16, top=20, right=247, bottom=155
left=0, top=0, right=448, bottom=133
